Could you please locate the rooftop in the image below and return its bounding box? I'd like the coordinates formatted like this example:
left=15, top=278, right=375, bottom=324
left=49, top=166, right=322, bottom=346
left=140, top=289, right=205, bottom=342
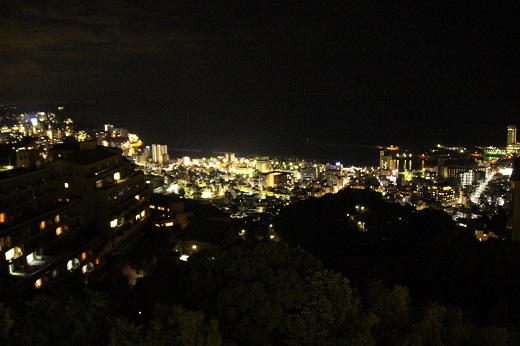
left=179, top=217, right=234, bottom=246
left=56, top=146, right=122, bottom=166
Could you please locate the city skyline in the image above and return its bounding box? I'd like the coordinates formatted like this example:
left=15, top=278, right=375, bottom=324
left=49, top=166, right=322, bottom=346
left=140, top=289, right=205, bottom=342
left=0, top=1, right=518, bottom=153
left=2, top=106, right=520, bottom=167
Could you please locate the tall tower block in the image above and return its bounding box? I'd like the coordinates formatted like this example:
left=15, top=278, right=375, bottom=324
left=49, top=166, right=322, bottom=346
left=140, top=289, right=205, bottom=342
left=507, top=125, right=517, bottom=145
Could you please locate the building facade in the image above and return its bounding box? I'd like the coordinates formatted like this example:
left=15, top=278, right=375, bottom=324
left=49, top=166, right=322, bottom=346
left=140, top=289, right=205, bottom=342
left=0, top=166, right=86, bottom=290
left=51, top=142, right=151, bottom=255
left=151, top=144, right=168, bottom=164
left=1, top=141, right=151, bottom=292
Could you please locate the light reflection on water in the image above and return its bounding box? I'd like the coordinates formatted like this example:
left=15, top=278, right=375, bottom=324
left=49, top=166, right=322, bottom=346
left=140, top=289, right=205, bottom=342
left=167, top=145, right=382, bottom=167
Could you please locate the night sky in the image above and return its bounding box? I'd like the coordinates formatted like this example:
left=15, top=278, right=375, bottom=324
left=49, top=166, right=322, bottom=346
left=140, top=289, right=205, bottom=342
left=1, top=1, right=519, bottom=159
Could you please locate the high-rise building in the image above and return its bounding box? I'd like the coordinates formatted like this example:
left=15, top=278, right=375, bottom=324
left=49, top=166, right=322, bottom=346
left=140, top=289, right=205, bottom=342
left=51, top=142, right=150, bottom=254
left=152, top=144, right=168, bottom=164
left=104, top=124, right=114, bottom=133
left=437, top=158, right=446, bottom=180
left=508, top=125, right=517, bottom=145
left=144, top=146, right=151, bottom=161
left=0, top=140, right=151, bottom=293
left=0, top=165, right=85, bottom=290
left=506, top=125, right=520, bottom=154
left=225, top=152, right=235, bottom=163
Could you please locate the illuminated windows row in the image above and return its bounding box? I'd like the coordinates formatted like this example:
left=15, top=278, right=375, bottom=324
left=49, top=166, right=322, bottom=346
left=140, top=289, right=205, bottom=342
left=149, top=204, right=167, bottom=211
left=110, top=210, right=146, bottom=228
left=39, top=214, right=61, bottom=230
left=95, top=172, right=121, bottom=190
left=34, top=258, right=98, bottom=289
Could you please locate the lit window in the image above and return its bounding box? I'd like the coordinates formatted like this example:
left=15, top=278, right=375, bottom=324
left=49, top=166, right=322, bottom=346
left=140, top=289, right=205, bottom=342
left=114, top=172, right=121, bottom=181
left=56, top=227, right=63, bottom=236
left=0, top=212, right=5, bottom=223
left=34, top=278, right=43, bottom=289
left=110, top=219, right=118, bottom=228
left=40, top=220, right=46, bottom=230
left=135, top=194, right=140, bottom=200
left=0, top=236, right=11, bottom=251
left=55, top=214, right=60, bottom=223
left=5, top=247, right=23, bottom=261
left=67, top=258, right=80, bottom=271
left=64, top=182, right=69, bottom=188
left=26, top=252, right=35, bottom=264
left=81, top=252, right=87, bottom=261
left=82, top=262, right=95, bottom=274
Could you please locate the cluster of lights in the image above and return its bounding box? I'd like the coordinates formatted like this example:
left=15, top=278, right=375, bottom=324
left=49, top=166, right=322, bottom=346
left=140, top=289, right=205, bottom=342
left=470, top=170, right=495, bottom=204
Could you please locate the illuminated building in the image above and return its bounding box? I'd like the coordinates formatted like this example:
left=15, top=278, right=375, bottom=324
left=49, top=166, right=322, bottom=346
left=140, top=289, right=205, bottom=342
left=379, top=150, right=396, bottom=170
left=259, top=172, right=292, bottom=188
left=0, top=165, right=89, bottom=290
left=445, top=166, right=466, bottom=179
left=322, top=169, right=341, bottom=186
left=50, top=141, right=150, bottom=256
left=143, top=146, right=151, bottom=160
left=152, top=144, right=168, bottom=164
left=508, top=125, right=517, bottom=145
left=483, top=147, right=506, bottom=161
left=266, top=172, right=279, bottom=188
left=460, top=170, right=476, bottom=187
left=507, top=125, right=520, bottom=153
left=255, top=158, right=271, bottom=173
left=144, top=174, right=165, bottom=188
left=430, top=182, right=460, bottom=206
left=104, top=124, right=114, bottom=133
left=300, top=161, right=317, bottom=180
left=225, top=152, right=235, bottom=162
left=379, top=148, right=412, bottom=173
left=149, top=194, right=193, bottom=231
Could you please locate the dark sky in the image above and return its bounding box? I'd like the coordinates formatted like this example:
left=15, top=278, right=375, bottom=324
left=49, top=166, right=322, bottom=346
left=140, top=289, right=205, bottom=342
left=1, top=1, right=519, bottom=157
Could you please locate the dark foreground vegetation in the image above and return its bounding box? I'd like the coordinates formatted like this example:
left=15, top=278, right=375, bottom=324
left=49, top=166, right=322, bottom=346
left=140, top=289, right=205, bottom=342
left=1, top=189, right=519, bottom=345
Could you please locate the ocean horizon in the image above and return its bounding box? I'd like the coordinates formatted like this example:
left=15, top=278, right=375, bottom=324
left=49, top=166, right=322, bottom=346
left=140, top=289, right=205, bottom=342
left=166, top=144, right=382, bottom=167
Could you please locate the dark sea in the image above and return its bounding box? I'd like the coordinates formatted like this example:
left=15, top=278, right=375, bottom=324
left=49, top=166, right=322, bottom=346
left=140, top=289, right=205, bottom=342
left=167, top=144, right=382, bottom=167
left=41, top=102, right=383, bottom=167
